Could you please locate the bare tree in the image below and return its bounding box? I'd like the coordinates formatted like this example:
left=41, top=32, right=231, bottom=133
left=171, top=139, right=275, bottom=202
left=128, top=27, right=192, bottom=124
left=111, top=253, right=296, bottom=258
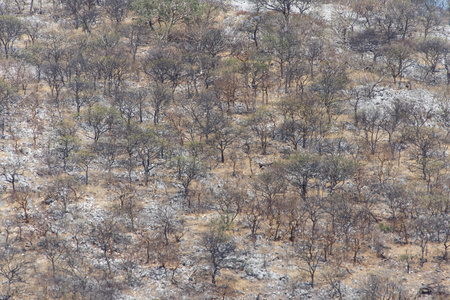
left=10, top=188, right=32, bottom=224
left=80, top=105, right=122, bottom=143
left=38, top=232, right=66, bottom=276
left=154, top=203, right=185, bottom=246
left=150, top=84, right=171, bottom=125
left=0, top=156, right=24, bottom=192
left=45, top=174, right=81, bottom=213
left=359, top=273, right=407, bottom=300
left=252, top=0, right=313, bottom=23
left=295, top=240, right=321, bottom=288
left=358, top=107, right=386, bottom=155
left=247, top=106, right=276, bottom=155
left=174, top=155, right=205, bottom=207
left=417, top=0, right=445, bottom=38
left=211, top=118, right=240, bottom=163
left=0, top=241, right=31, bottom=299
left=202, top=221, right=236, bottom=285
left=89, top=214, right=124, bottom=277
left=417, top=38, right=449, bottom=83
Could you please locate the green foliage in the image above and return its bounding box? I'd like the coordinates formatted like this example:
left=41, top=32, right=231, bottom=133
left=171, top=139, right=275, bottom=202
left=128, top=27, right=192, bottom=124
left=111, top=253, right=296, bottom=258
left=399, top=253, right=409, bottom=261
left=322, top=155, right=359, bottom=192
left=80, top=105, right=123, bottom=141
left=210, top=215, right=234, bottom=234
left=0, top=15, right=23, bottom=58
left=311, top=61, right=348, bottom=121
left=0, top=79, right=14, bottom=98
left=379, top=223, right=392, bottom=233
left=286, top=152, right=320, bottom=198
left=132, top=0, right=201, bottom=38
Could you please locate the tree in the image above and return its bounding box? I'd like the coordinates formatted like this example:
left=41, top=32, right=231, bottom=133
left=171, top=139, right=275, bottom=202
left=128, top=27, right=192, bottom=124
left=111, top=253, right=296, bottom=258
left=119, top=122, right=141, bottom=183
left=252, top=0, right=313, bottom=23
left=359, top=273, right=407, bottom=300
left=54, top=119, right=80, bottom=172
left=121, top=23, right=147, bottom=64
left=202, top=220, right=236, bottom=285
left=23, top=16, right=43, bottom=45
left=66, top=37, right=92, bottom=114
left=286, top=152, right=320, bottom=199
left=417, top=38, right=449, bottom=83
left=72, top=148, right=96, bottom=185
left=213, top=180, right=246, bottom=225
left=413, top=216, right=434, bottom=267
left=247, top=106, right=276, bottom=155
left=0, top=243, right=31, bottom=299
left=10, top=188, right=32, bottom=224
left=243, top=51, right=272, bottom=105
left=143, top=46, right=184, bottom=95
left=349, top=28, right=383, bottom=62
left=174, top=155, right=205, bottom=206
left=311, top=61, right=348, bottom=122
left=253, top=165, right=288, bottom=239
left=46, top=174, right=81, bottom=213
left=417, top=0, right=445, bottom=38
left=321, top=155, right=358, bottom=193
left=39, top=31, right=70, bottom=108
left=96, top=133, right=122, bottom=174
left=182, top=91, right=223, bottom=141
left=388, top=0, right=417, bottom=40
left=296, top=240, right=321, bottom=288
left=372, top=0, right=416, bottom=41
left=358, top=107, right=386, bottom=155
left=262, top=26, right=303, bottom=92
left=383, top=182, right=410, bottom=234
left=134, top=126, right=163, bottom=185
left=278, top=93, right=324, bottom=150
left=382, top=40, right=413, bottom=84
left=113, top=90, right=141, bottom=125
left=404, top=104, right=445, bottom=189
left=210, top=117, right=239, bottom=163
left=88, top=30, right=126, bottom=94
left=61, top=0, right=98, bottom=32
left=38, top=232, right=66, bottom=276
left=89, top=214, right=124, bottom=277
left=101, top=0, right=132, bottom=24
left=381, top=98, right=409, bottom=157
left=154, top=203, right=185, bottom=246
left=120, top=191, right=141, bottom=233
left=0, top=15, right=22, bottom=59
left=0, top=79, right=16, bottom=138
left=214, top=60, right=241, bottom=114
left=132, top=0, right=201, bottom=40
left=150, top=83, right=171, bottom=125
left=80, top=105, right=122, bottom=142
left=0, top=156, right=24, bottom=192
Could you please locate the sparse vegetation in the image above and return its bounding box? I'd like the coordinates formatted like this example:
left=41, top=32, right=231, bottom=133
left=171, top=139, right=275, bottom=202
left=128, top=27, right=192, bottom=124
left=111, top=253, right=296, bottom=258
left=0, top=0, right=449, bottom=299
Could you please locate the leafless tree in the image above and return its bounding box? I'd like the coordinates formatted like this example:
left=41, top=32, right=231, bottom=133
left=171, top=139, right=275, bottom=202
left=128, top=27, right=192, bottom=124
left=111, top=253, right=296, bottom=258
left=202, top=224, right=236, bottom=285
left=0, top=156, right=24, bottom=192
